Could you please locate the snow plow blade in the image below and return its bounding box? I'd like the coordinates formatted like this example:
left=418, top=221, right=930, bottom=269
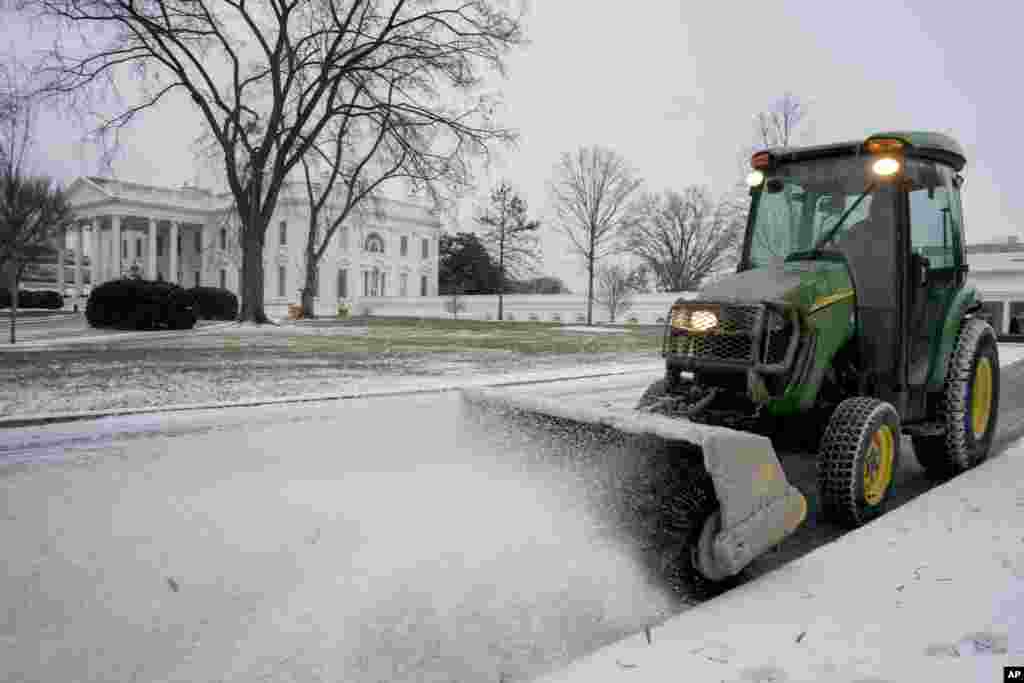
left=459, top=387, right=807, bottom=580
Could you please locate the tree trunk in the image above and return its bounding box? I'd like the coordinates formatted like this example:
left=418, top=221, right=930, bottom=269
left=300, top=245, right=318, bottom=319
left=237, top=228, right=271, bottom=323
left=586, top=252, right=595, bottom=327
left=8, top=264, right=18, bottom=345
left=497, top=233, right=505, bottom=322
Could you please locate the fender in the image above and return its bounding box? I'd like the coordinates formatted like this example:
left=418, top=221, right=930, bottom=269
left=927, top=284, right=981, bottom=390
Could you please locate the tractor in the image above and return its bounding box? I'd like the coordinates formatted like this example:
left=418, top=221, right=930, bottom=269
left=462, top=131, right=999, bottom=590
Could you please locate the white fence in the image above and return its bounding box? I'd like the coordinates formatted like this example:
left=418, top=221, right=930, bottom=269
left=326, top=292, right=700, bottom=325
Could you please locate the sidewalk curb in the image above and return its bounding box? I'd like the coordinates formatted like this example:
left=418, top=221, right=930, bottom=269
left=0, top=364, right=664, bottom=430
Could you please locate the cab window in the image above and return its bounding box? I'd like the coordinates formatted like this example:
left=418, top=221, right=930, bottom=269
left=907, top=159, right=957, bottom=269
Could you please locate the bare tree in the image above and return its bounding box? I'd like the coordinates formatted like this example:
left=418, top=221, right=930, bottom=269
left=549, top=145, right=643, bottom=326
left=475, top=180, right=540, bottom=320
left=0, top=66, right=75, bottom=343
left=627, top=186, right=746, bottom=292
left=25, top=0, right=525, bottom=323
left=755, top=92, right=812, bottom=149
left=594, top=262, right=642, bottom=324
left=736, top=92, right=815, bottom=263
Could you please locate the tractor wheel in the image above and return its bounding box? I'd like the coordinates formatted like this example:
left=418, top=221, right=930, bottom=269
left=912, top=317, right=999, bottom=480
left=818, top=397, right=901, bottom=528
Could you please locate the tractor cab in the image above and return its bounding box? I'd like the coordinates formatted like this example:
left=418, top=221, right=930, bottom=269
left=739, top=132, right=973, bottom=424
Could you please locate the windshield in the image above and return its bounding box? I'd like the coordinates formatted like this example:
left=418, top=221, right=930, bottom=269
left=747, top=155, right=897, bottom=268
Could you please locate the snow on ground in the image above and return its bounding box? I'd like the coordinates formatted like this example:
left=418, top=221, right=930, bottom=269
left=539, top=433, right=1024, bottom=683
left=0, top=394, right=679, bottom=683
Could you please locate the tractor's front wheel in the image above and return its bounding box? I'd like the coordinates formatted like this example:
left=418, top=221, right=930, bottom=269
left=818, top=397, right=901, bottom=528
left=912, top=317, right=1000, bottom=479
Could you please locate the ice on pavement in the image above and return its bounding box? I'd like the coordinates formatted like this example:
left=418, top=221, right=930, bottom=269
left=0, top=392, right=676, bottom=683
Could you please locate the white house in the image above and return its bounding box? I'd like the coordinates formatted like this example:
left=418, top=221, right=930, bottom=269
left=63, top=176, right=442, bottom=316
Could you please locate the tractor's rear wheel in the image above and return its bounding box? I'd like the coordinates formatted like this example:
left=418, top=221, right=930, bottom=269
left=912, top=317, right=999, bottom=479
left=818, top=397, right=901, bottom=528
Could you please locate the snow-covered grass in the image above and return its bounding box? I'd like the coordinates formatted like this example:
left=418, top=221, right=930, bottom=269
left=0, top=319, right=657, bottom=416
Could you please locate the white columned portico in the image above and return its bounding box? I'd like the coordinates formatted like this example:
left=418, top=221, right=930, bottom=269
left=74, top=224, right=83, bottom=298
left=169, top=221, right=179, bottom=284
left=111, top=215, right=122, bottom=279
left=90, top=222, right=103, bottom=287
left=148, top=218, right=158, bottom=279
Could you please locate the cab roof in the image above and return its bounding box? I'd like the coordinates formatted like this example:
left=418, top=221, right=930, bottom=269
left=759, top=130, right=967, bottom=172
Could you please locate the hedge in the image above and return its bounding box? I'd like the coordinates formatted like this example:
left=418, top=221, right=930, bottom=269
left=86, top=278, right=197, bottom=330
left=187, top=286, right=239, bottom=320
left=0, top=289, right=63, bottom=309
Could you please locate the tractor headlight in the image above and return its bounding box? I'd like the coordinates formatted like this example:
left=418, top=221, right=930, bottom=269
left=872, top=157, right=900, bottom=176
left=690, top=310, right=719, bottom=331
left=670, top=305, right=720, bottom=332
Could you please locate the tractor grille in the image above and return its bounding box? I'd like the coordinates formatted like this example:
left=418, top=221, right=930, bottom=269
left=668, top=304, right=761, bottom=364
left=763, top=309, right=793, bottom=365
left=666, top=303, right=795, bottom=369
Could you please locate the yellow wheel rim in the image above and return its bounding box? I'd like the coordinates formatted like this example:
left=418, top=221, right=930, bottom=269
left=863, top=424, right=895, bottom=506
left=971, top=357, right=993, bottom=439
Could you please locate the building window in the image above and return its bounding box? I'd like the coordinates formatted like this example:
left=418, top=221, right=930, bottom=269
left=363, top=271, right=369, bottom=297
left=177, top=234, right=182, bottom=255
left=339, top=227, right=349, bottom=250
left=219, top=269, right=226, bottom=289
left=157, top=235, right=164, bottom=257
left=121, top=240, right=127, bottom=259
left=194, top=271, right=200, bottom=288
left=279, top=220, right=287, bottom=246
left=400, top=235, right=408, bottom=257
left=278, top=266, right=286, bottom=298
left=400, top=273, right=408, bottom=297
left=136, top=238, right=143, bottom=258
left=380, top=272, right=386, bottom=297
left=365, top=233, right=384, bottom=254
left=421, top=275, right=428, bottom=296
left=219, top=228, right=226, bottom=250
left=337, top=269, right=348, bottom=299
left=421, top=238, right=429, bottom=259
left=195, top=231, right=201, bottom=253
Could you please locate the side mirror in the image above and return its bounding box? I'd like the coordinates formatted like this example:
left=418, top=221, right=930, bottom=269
left=912, top=252, right=931, bottom=287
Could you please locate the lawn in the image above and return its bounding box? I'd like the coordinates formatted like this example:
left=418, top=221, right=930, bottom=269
left=0, top=318, right=663, bottom=417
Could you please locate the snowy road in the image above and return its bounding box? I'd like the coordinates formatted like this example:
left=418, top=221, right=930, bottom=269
left=1, top=387, right=678, bottom=683
left=4, top=350, right=1024, bottom=682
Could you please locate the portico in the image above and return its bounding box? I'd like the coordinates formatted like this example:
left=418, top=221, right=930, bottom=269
left=64, top=177, right=225, bottom=301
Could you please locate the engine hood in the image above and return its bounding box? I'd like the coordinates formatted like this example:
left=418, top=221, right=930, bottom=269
left=692, top=260, right=853, bottom=313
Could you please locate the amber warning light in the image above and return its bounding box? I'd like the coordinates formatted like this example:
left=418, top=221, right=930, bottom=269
left=751, top=152, right=772, bottom=170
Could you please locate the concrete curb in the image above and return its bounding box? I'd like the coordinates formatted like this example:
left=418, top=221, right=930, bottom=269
left=0, top=364, right=664, bottom=430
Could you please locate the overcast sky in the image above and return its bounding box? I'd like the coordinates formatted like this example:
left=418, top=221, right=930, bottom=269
left=9, top=1, right=1022, bottom=294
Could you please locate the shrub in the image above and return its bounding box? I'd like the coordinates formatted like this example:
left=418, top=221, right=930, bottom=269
left=86, top=278, right=196, bottom=330
left=336, top=302, right=351, bottom=320
left=187, top=286, right=239, bottom=320
left=0, top=290, right=62, bottom=309
left=32, top=290, right=64, bottom=309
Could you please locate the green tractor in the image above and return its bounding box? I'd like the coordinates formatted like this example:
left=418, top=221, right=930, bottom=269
left=461, top=131, right=999, bottom=590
